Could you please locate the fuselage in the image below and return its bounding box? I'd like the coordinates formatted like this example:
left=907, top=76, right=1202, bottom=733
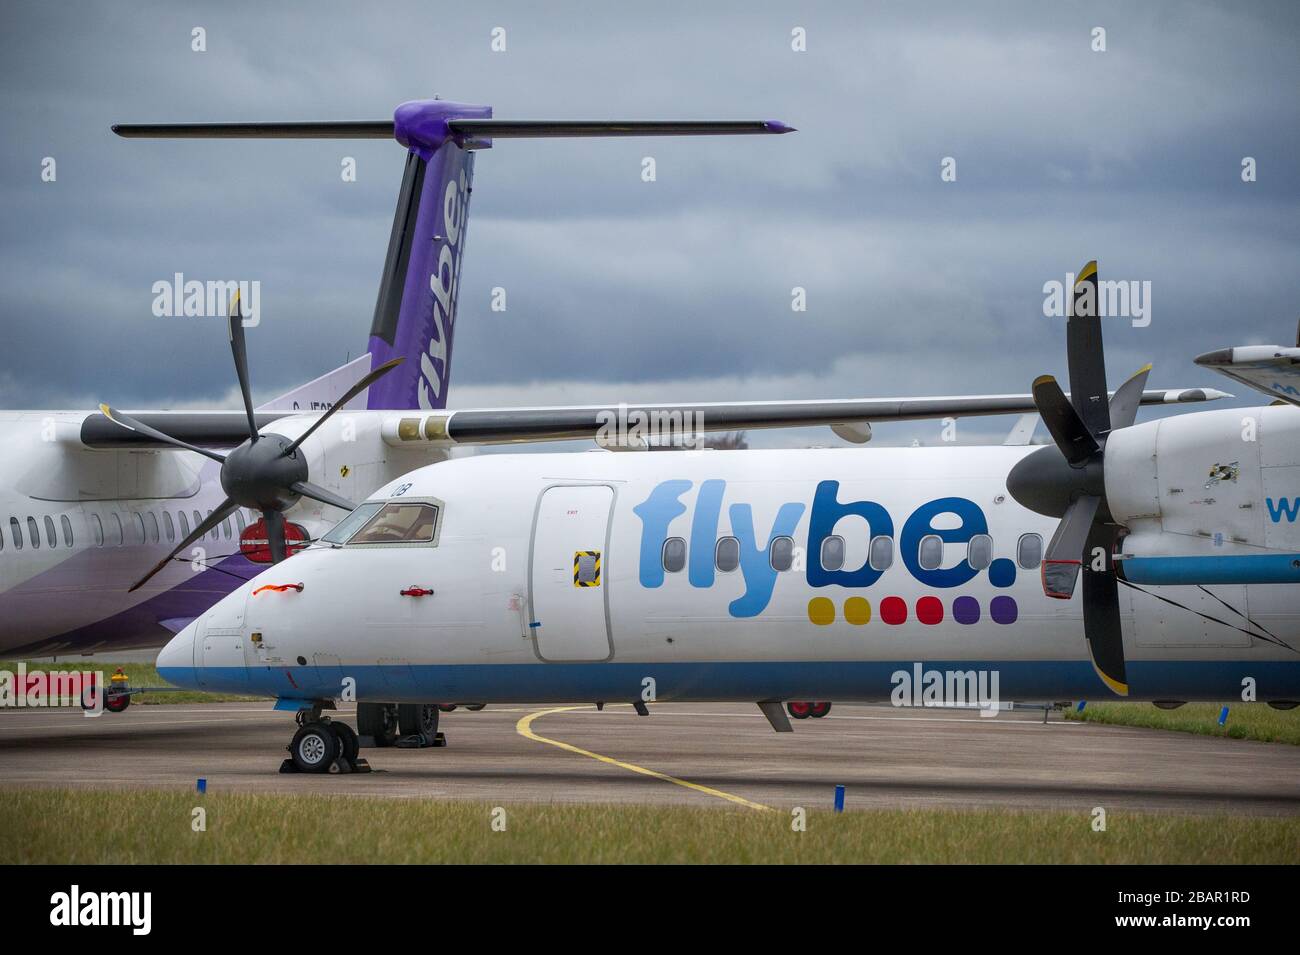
left=0, top=409, right=432, bottom=656
left=157, top=443, right=1300, bottom=705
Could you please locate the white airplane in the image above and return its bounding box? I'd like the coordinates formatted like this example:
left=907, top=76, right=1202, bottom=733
left=151, top=263, right=1300, bottom=773
left=0, top=100, right=806, bottom=659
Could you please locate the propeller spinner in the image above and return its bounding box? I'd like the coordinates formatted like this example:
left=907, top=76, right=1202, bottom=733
left=100, top=292, right=401, bottom=591
left=1006, top=261, right=1143, bottom=697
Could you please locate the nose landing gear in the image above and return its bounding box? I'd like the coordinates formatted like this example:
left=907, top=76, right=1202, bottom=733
left=280, top=705, right=370, bottom=774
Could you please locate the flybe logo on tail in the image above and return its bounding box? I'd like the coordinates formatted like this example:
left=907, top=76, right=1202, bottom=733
left=419, top=165, right=471, bottom=410
left=1266, top=497, right=1300, bottom=523
left=633, top=479, right=1020, bottom=619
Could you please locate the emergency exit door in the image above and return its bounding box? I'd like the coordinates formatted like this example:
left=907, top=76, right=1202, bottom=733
left=530, top=485, right=614, bottom=661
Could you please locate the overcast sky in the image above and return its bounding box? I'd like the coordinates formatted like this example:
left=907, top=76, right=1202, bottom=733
left=2, top=0, right=1297, bottom=447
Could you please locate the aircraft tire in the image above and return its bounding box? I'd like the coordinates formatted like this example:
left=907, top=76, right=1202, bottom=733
left=438, top=704, right=458, bottom=712
left=357, top=702, right=399, bottom=747
left=809, top=701, right=832, bottom=718
left=787, top=701, right=812, bottom=719
left=329, top=722, right=360, bottom=764
left=398, top=703, right=439, bottom=739
left=466, top=703, right=486, bottom=711
left=290, top=722, right=339, bottom=774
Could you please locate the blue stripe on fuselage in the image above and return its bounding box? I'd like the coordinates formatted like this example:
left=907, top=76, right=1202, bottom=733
left=159, top=659, right=1300, bottom=705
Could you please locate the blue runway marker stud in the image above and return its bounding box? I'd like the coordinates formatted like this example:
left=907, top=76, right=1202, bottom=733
left=833, top=784, right=845, bottom=813
left=196, top=778, right=206, bottom=794
left=1218, top=706, right=1229, bottom=727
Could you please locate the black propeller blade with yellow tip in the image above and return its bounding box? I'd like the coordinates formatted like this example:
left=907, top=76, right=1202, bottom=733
left=99, top=293, right=403, bottom=592
left=1007, top=261, right=1149, bottom=697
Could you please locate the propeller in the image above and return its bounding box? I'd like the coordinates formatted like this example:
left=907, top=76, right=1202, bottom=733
left=101, top=292, right=402, bottom=591
left=1006, top=261, right=1147, bottom=697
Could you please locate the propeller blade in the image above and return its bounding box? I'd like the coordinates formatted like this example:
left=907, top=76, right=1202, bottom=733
left=228, top=290, right=259, bottom=444
left=1107, top=363, right=1152, bottom=432
left=1041, top=494, right=1101, bottom=599
left=290, top=480, right=356, bottom=513
left=282, top=358, right=403, bottom=456
left=1032, top=375, right=1100, bottom=466
left=1082, top=523, right=1128, bottom=696
left=129, top=498, right=240, bottom=592
left=1066, top=260, right=1112, bottom=437
left=98, top=405, right=228, bottom=464
left=263, top=509, right=287, bottom=564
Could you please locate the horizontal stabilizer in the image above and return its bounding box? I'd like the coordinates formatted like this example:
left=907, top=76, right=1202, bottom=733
left=112, top=119, right=792, bottom=142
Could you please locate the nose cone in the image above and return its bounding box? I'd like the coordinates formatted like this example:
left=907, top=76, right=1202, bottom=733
left=156, top=622, right=199, bottom=689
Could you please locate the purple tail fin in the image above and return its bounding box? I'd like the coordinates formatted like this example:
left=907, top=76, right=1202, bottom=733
left=366, top=100, right=491, bottom=410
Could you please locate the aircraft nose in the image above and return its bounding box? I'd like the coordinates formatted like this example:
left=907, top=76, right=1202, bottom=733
left=156, top=621, right=199, bottom=689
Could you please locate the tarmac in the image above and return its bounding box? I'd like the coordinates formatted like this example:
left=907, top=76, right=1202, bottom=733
left=2, top=700, right=1298, bottom=814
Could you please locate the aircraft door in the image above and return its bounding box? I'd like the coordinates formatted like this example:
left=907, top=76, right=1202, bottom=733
left=529, top=485, right=614, bottom=662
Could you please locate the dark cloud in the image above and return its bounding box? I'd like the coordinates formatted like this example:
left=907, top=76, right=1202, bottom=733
left=1, top=1, right=1297, bottom=450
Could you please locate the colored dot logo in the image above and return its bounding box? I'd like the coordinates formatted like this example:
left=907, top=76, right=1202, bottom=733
left=806, top=594, right=1018, bottom=626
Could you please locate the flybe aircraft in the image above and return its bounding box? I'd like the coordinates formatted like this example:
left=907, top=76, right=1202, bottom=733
left=0, top=100, right=814, bottom=657
left=0, top=99, right=1222, bottom=664
left=151, top=263, right=1300, bottom=772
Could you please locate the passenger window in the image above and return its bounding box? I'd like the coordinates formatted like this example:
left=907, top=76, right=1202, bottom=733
left=109, top=514, right=123, bottom=547
left=222, top=518, right=232, bottom=540
left=715, top=536, right=740, bottom=573
left=918, top=534, right=943, bottom=571
left=44, top=516, right=57, bottom=547
left=60, top=515, right=73, bottom=547
left=9, top=517, right=20, bottom=551
left=967, top=534, right=993, bottom=570
left=869, top=535, right=893, bottom=571
left=350, top=502, right=441, bottom=545
left=820, top=535, right=845, bottom=572
left=27, top=517, right=40, bottom=550
left=90, top=514, right=103, bottom=547
left=662, top=537, right=686, bottom=573
left=1017, top=532, right=1043, bottom=569
left=235, top=511, right=247, bottom=534
left=132, top=513, right=146, bottom=546
left=192, top=511, right=202, bottom=537
left=145, top=512, right=159, bottom=544
left=178, top=511, right=190, bottom=538
left=163, top=511, right=175, bottom=542
left=770, top=536, right=795, bottom=572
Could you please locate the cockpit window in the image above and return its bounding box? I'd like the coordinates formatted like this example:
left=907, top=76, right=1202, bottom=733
left=321, top=502, right=383, bottom=545
left=325, top=500, right=442, bottom=546
left=351, top=502, right=440, bottom=544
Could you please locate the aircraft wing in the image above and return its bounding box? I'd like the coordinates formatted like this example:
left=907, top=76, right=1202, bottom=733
left=1194, top=344, right=1300, bottom=407
left=397, top=387, right=1228, bottom=448
left=77, top=387, right=1227, bottom=452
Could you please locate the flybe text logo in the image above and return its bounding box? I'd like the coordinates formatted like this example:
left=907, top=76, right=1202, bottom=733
left=418, top=161, right=472, bottom=410
left=633, top=479, right=1021, bottom=619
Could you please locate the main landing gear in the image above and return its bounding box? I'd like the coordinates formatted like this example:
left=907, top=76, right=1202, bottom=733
left=357, top=702, right=446, bottom=749
left=786, top=701, right=832, bottom=720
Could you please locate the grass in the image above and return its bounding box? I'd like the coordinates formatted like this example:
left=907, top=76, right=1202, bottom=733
left=1064, top=701, right=1300, bottom=745
left=3, top=789, right=1297, bottom=864
left=1, top=660, right=267, bottom=705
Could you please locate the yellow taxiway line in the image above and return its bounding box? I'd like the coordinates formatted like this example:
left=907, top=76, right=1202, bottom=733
left=515, top=705, right=773, bottom=812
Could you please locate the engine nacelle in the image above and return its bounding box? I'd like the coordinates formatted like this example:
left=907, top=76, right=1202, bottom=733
left=1105, top=405, right=1300, bottom=584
